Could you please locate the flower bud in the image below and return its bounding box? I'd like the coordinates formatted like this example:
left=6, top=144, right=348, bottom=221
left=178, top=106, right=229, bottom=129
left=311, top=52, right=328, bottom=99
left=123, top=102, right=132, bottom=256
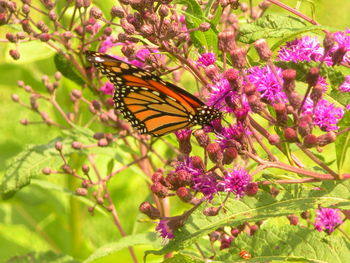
left=6, top=32, right=17, bottom=43
left=9, top=49, right=20, bottom=60
left=284, top=127, right=298, bottom=142
left=218, top=30, right=236, bottom=52
left=230, top=47, right=247, bottom=69
left=42, top=167, right=51, bottom=175
left=243, top=82, right=256, bottom=96
left=282, top=69, right=296, bottom=93
left=207, top=143, right=223, bottom=164
left=247, top=94, right=263, bottom=113
left=159, top=5, right=168, bottom=17
left=224, top=68, right=242, bottom=91
left=287, top=91, right=301, bottom=109
left=72, top=141, right=83, bottom=149
left=139, top=202, right=161, bottom=219
left=209, top=231, right=221, bottom=242
left=20, top=119, right=29, bottom=125
left=287, top=214, right=299, bottom=225
left=254, top=39, right=272, bottom=61
left=191, top=156, right=205, bottom=170
left=49, top=10, right=57, bottom=21
left=310, top=84, right=323, bottom=104
left=111, top=6, right=125, bottom=18
left=11, top=94, right=20, bottom=102
left=98, top=138, right=109, bottom=147
left=150, top=182, right=168, bottom=198
left=176, top=187, right=193, bottom=202
left=76, top=188, right=88, bottom=196
left=90, top=6, right=103, bottom=19
left=38, top=33, right=51, bottom=42
left=298, top=121, right=312, bottom=137
left=245, top=182, right=258, bottom=196
left=140, top=24, right=153, bottom=36
left=203, top=206, right=220, bottom=216
left=199, top=22, right=211, bottom=32
left=274, top=103, right=288, bottom=127
left=175, top=129, right=192, bottom=155
left=82, top=164, right=90, bottom=174
left=332, top=46, right=347, bottom=66
left=323, top=32, right=335, bottom=54
left=306, top=67, right=320, bottom=87
left=268, top=134, right=280, bottom=145
left=193, top=129, right=210, bottom=148
left=121, top=18, right=135, bottom=34
left=223, top=147, right=237, bottom=164
left=55, top=141, right=63, bottom=151
left=301, top=210, right=310, bottom=219
left=317, top=132, right=336, bottom=146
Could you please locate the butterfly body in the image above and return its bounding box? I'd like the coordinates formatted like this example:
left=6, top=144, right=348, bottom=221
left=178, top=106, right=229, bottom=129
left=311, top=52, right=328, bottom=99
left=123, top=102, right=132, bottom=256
left=85, top=51, right=221, bottom=136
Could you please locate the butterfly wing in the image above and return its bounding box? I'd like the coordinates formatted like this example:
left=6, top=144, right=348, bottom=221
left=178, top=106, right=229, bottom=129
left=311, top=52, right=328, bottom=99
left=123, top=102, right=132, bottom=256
left=85, top=51, right=206, bottom=136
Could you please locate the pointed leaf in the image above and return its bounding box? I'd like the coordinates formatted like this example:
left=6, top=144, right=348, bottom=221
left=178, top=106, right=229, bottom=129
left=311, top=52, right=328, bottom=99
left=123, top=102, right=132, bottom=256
left=6, top=251, right=80, bottom=263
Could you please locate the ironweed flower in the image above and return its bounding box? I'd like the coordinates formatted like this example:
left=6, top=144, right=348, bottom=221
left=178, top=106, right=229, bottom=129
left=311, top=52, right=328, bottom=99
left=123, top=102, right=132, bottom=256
left=314, top=207, right=343, bottom=234
left=197, top=52, right=216, bottom=67
left=221, top=169, right=252, bottom=198
left=100, top=82, right=114, bottom=95
left=303, top=99, right=344, bottom=131
left=192, top=172, right=219, bottom=201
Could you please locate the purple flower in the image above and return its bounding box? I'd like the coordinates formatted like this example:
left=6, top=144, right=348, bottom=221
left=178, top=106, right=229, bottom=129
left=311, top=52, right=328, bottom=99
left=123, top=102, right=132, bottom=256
left=207, top=78, right=239, bottom=112
left=192, top=172, right=218, bottom=201
left=246, top=66, right=287, bottom=103
left=156, top=220, right=175, bottom=239
left=197, top=52, right=216, bottom=67
left=99, top=36, right=120, bottom=53
left=339, top=75, right=350, bottom=92
left=174, top=129, right=192, bottom=140
left=278, top=36, right=325, bottom=63
left=215, top=123, right=248, bottom=149
left=314, top=207, right=343, bottom=234
left=220, top=169, right=251, bottom=198
left=100, top=82, right=114, bottom=95
left=303, top=98, right=344, bottom=131
left=346, top=104, right=350, bottom=110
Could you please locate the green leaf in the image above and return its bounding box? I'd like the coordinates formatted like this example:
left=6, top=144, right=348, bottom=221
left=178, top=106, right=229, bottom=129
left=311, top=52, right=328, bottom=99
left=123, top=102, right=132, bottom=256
left=83, top=233, right=160, bottom=263
left=54, top=53, right=85, bottom=86
left=217, top=225, right=350, bottom=263
left=175, top=0, right=218, bottom=53
left=238, top=14, right=327, bottom=45
left=335, top=111, right=350, bottom=172
left=0, top=128, right=96, bottom=199
left=162, top=253, right=202, bottom=263
left=6, top=250, right=80, bottom=263
left=329, top=89, right=350, bottom=107
left=146, top=192, right=349, bottom=256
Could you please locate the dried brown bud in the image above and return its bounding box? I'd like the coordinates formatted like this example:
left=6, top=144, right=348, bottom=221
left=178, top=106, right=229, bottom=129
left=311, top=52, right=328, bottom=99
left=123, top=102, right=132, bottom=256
left=191, top=156, right=205, bottom=170
left=247, top=94, right=263, bottom=113
left=298, top=121, right=312, bottom=137
left=287, top=214, right=299, bottom=225
left=310, top=84, right=323, bottom=104
left=121, top=18, right=135, bottom=34
left=140, top=24, right=154, bottom=36
left=55, top=141, right=63, bottom=151
left=301, top=211, right=310, bottom=219
left=254, top=39, right=272, bottom=61
left=6, top=32, right=17, bottom=43
left=193, top=129, right=210, bottom=148
left=243, top=82, right=256, bottom=96
left=199, top=22, right=211, bottom=32
left=224, top=69, right=242, bottom=91
left=287, top=91, right=301, bottom=109
left=159, top=5, right=168, bottom=17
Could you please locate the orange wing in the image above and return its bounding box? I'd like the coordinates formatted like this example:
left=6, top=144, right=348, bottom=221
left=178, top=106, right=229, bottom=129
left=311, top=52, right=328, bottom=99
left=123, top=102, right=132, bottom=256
left=85, top=51, right=221, bottom=136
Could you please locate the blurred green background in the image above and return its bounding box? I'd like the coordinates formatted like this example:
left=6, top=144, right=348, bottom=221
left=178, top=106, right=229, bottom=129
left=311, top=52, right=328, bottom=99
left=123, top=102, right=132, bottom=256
left=1, top=0, right=350, bottom=262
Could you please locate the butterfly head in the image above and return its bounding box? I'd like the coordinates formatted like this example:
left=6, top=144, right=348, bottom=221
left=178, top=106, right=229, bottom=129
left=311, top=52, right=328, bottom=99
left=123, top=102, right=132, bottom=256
left=191, top=105, right=222, bottom=126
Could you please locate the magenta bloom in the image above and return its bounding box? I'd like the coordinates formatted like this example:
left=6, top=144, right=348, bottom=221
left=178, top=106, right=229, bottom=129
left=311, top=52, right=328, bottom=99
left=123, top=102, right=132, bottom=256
left=314, top=207, right=343, bottom=234
left=278, top=36, right=325, bottom=63
left=197, top=52, right=216, bottom=67
left=247, top=66, right=287, bottom=103
left=156, top=220, right=175, bottom=239
left=99, top=36, right=120, bottom=53
left=221, top=169, right=251, bottom=198
left=339, top=75, right=350, bottom=92
left=215, top=123, right=248, bottom=148
left=174, top=129, right=192, bottom=140
left=192, top=173, right=218, bottom=201
left=207, top=77, right=239, bottom=112
left=303, top=98, right=344, bottom=131
left=100, top=82, right=114, bottom=95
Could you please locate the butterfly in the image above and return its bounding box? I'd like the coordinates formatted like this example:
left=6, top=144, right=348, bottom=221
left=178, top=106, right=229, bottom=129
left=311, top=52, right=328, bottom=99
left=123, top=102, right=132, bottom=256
left=85, top=51, right=221, bottom=136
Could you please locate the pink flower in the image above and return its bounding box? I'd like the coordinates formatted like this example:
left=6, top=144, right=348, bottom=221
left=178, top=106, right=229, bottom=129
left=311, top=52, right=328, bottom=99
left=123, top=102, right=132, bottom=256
left=100, top=82, right=114, bottom=95
left=315, top=207, right=343, bottom=234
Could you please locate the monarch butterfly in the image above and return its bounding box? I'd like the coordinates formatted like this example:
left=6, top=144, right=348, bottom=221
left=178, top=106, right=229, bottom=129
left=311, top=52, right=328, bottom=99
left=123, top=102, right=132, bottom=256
left=85, top=51, right=221, bottom=136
